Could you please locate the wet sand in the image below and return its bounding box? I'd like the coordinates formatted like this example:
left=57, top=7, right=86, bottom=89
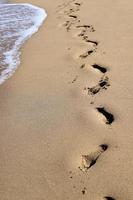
left=0, top=0, right=133, bottom=199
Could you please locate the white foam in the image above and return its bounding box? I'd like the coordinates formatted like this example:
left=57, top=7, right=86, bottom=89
left=0, top=3, right=47, bottom=84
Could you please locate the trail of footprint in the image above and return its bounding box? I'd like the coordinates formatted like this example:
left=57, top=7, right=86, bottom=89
left=57, top=0, right=117, bottom=198
left=84, top=75, right=110, bottom=96
left=58, top=1, right=82, bottom=32
left=58, top=0, right=97, bottom=61
left=96, top=107, right=114, bottom=125
left=79, top=144, right=108, bottom=172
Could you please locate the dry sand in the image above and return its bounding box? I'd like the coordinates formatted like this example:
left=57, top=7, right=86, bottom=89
left=0, top=0, right=133, bottom=199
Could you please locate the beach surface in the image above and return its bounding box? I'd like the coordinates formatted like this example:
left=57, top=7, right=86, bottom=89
left=0, top=0, right=133, bottom=199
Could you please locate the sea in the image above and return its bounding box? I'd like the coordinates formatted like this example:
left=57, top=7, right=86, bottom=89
left=0, top=0, right=47, bottom=84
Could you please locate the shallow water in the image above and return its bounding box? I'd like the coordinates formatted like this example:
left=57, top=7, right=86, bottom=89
left=0, top=3, right=47, bottom=84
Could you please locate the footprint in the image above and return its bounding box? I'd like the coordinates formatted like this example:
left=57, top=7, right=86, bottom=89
left=77, top=27, right=98, bottom=45
left=72, top=1, right=81, bottom=11
left=63, top=17, right=78, bottom=32
left=79, top=49, right=95, bottom=58
left=80, top=34, right=98, bottom=45
left=79, top=144, right=108, bottom=172
left=96, top=107, right=114, bottom=125
left=63, top=20, right=74, bottom=32
left=78, top=28, right=87, bottom=37
left=76, top=24, right=95, bottom=32
left=85, top=76, right=110, bottom=96
left=92, top=64, right=107, bottom=73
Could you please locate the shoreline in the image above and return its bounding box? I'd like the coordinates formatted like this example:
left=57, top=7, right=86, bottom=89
left=0, top=2, right=47, bottom=85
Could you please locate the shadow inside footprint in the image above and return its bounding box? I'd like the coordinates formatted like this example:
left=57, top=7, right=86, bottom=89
left=80, top=63, right=86, bottom=68
left=85, top=40, right=98, bottom=46
left=76, top=25, right=91, bottom=28
left=104, top=197, right=115, bottom=200
left=92, top=64, right=107, bottom=73
left=74, top=2, right=81, bottom=6
left=96, top=107, right=114, bottom=125
left=69, top=14, right=77, bottom=19
left=80, top=50, right=94, bottom=58
left=79, top=144, right=108, bottom=172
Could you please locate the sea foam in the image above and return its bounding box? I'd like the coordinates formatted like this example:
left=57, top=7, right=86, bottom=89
left=0, top=3, right=47, bottom=84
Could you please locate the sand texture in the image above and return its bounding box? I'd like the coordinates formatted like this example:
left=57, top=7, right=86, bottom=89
left=0, top=0, right=133, bottom=199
